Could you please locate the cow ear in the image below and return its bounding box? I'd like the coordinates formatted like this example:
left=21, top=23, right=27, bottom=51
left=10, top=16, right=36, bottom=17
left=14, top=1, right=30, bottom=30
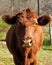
left=2, top=14, right=17, bottom=25
left=37, top=15, right=51, bottom=26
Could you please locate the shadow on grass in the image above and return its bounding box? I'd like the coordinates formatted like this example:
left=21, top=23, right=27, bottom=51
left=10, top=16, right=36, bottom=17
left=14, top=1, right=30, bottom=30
left=42, top=45, right=52, bottom=51
left=42, top=48, right=52, bottom=51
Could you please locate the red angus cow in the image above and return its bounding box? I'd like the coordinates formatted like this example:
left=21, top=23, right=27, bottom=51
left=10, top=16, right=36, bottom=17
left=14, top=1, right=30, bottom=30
left=2, top=8, right=51, bottom=65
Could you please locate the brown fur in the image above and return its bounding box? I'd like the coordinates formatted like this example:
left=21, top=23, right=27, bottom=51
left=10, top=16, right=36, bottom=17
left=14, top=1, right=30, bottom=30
left=2, top=8, right=51, bottom=65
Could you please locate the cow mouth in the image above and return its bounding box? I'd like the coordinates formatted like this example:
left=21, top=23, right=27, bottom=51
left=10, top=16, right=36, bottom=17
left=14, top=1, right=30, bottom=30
left=22, top=39, right=32, bottom=48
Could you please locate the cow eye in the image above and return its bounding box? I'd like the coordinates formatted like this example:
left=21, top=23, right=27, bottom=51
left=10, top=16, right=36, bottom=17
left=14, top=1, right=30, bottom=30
left=21, top=15, right=24, bottom=18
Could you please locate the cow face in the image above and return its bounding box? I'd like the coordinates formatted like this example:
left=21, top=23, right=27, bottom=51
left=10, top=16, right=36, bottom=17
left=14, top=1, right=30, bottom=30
left=15, top=9, right=39, bottom=48
left=2, top=8, right=51, bottom=48
left=16, top=18, right=35, bottom=48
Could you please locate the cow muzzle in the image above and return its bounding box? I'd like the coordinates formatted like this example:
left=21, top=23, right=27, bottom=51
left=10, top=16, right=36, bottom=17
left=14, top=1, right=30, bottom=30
left=22, top=39, right=32, bottom=48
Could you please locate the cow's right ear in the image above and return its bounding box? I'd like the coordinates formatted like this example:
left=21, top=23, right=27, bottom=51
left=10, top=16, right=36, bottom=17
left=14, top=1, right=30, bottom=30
left=2, top=14, right=17, bottom=25
left=37, top=15, right=51, bottom=26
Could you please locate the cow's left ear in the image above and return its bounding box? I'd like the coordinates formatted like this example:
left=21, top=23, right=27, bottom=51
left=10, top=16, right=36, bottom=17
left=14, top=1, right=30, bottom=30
left=37, top=15, right=51, bottom=26
left=2, top=14, right=17, bottom=25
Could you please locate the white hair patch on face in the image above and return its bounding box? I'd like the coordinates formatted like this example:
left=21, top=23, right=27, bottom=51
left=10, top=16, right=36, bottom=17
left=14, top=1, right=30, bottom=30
left=32, top=18, right=38, bottom=27
left=34, top=19, right=38, bottom=24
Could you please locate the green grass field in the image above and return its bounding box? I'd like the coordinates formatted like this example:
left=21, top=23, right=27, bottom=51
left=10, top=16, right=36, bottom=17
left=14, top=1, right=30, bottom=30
left=0, top=43, right=52, bottom=65
left=0, top=43, right=14, bottom=65
left=0, top=19, right=10, bottom=40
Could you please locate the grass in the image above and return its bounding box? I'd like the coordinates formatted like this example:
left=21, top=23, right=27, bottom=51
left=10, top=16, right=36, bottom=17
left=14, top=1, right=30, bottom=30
left=43, top=38, right=51, bottom=45
left=0, top=32, right=6, bottom=40
left=37, top=46, right=52, bottom=65
left=0, top=43, right=14, bottom=65
left=0, top=19, right=10, bottom=40
left=0, top=19, right=10, bottom=31
left=0, top=43, right=52, bottom=65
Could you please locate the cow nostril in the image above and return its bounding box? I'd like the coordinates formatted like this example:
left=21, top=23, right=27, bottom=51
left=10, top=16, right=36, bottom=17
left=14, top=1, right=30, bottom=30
left=30, top=40, right=32, bottom=43
left=21, top=40, right=24, bottom=44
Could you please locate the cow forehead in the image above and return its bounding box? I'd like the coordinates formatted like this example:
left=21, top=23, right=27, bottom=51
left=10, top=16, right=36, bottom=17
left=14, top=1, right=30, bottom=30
left=17, top=9, right=38, bottom=19
left=16, top=9, right=39, bottom=26
left=17, top=15, right=38, bottom=26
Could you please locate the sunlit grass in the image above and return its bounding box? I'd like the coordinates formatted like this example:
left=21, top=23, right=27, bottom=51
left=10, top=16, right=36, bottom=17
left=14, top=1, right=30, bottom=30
left=0, top=32, right=6, bottom=40
left=0, top=19, right=10, bottom=31
left=37, top=45, right=52, bottom=65
left=0, top=19, right=10, bottom=40
left=0, top=44, right=14, bottom=65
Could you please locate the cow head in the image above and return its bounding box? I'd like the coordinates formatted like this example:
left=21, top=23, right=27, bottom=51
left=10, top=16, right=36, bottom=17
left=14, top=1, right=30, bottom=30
left=2, top=8, right=51, bottom=48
